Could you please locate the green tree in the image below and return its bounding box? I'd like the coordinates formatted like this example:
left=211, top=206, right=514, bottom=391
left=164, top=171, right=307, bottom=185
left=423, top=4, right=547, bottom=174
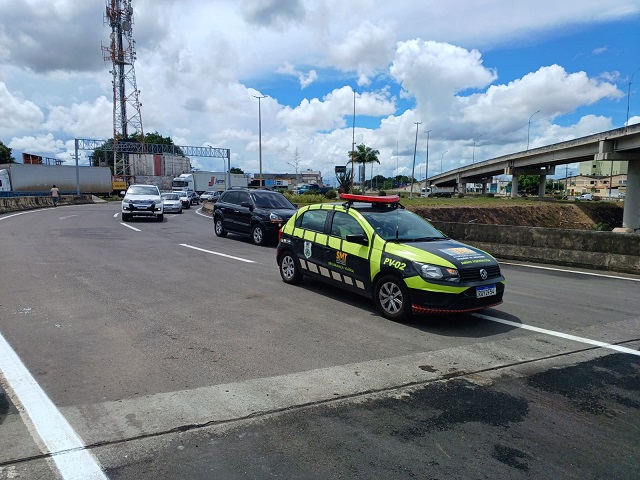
left=336, top=171, right=352, bottom=193
left=230, top=167, right=244, bottom=174
left=0, top=140, right=17, bottom=163
left=348, top=144, right=380, bottom=190
left=518, top=175, right=541, bottom=194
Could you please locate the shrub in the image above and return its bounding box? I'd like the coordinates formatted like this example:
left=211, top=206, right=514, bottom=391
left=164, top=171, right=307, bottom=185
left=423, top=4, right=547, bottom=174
left=325, top=189, right=337, bottom=199
left=457, top=192, right=465, bottom=198
left=378, top=190, right=387, bottom=196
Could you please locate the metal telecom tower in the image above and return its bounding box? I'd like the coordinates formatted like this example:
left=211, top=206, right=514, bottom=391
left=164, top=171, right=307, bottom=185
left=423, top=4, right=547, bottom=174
left=102, top=0, right=144, bottom=184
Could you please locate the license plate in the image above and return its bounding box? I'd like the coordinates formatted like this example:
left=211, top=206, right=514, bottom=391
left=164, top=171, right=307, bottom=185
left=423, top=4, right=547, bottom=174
left=476, top=285, right=496, bottom=298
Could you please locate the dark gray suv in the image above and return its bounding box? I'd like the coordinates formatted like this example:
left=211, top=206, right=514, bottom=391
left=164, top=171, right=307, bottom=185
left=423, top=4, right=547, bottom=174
left=213, top=189, right=297, bottom=245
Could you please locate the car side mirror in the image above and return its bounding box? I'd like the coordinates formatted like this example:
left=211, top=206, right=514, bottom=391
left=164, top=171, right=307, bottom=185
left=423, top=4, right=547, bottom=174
left=346, top=234, right=368, bottom=246
left=240, top=201, right=254, bottom=211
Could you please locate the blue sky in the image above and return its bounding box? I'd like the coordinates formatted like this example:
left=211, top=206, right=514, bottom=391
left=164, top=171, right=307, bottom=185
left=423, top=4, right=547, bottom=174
left=1, top=0, right=639, bottom=183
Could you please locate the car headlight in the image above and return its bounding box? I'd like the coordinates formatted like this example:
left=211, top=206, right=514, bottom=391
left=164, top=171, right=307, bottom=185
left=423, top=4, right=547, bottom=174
left=155, top=199, right=162, bottom=205
left=413, top=262, right=460, bottom=282
left=122, top=198, right=132, bottom=204
left=269, top=212, right=283, bottom=222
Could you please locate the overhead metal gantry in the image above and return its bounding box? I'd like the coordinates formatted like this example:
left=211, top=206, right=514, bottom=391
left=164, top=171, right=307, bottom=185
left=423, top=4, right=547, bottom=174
left=72, top=138, right=232, bottom=193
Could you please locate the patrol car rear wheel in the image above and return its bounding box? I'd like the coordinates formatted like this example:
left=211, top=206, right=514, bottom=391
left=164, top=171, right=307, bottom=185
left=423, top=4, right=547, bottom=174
left=375, top=275, right=411, bottom=321
left=279, top=250, right=302, bottom=285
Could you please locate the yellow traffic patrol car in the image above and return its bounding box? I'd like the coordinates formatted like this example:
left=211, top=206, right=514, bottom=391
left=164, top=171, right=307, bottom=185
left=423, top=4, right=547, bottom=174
left=276, top=194, right=505, bottom=320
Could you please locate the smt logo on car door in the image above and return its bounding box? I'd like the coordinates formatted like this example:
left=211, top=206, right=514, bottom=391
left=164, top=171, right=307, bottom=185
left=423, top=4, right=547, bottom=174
left=324, top=210, right=371, bottom=292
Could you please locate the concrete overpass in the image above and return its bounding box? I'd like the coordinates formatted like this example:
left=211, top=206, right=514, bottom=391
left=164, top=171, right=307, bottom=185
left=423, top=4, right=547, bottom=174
left=427, top=123, right=640, bottom=232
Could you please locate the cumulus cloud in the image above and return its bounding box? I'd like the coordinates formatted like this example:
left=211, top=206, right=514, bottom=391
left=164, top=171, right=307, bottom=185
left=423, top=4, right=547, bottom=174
left=277, top=86, right=395, bottom=132
left=44, top=96, right=113, bottom=138
left=241, top=0, right=306, bottom=28
left=328, top=21, right=396, bottom=85
left=0, top=82, right=44, bottom=134
left=277, top=62, right=318, bottom=89
left=0, top=1, right=105, bottom=73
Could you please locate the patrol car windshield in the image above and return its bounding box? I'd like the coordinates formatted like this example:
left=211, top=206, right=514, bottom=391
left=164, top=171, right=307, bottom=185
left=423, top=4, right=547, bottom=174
left=360, top=209, right=447, bottom=242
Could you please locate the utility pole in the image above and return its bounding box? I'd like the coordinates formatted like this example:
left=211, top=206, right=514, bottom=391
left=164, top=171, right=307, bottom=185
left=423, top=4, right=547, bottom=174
left=410, top=121, right=421, bottom=198
left=253, top=95, right=267, bottom=187
left=424, top=129, right=431, bottom=192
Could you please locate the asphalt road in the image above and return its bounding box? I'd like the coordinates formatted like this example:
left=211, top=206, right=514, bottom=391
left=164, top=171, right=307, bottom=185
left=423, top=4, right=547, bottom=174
left=0, top=203, right=638, bottom=479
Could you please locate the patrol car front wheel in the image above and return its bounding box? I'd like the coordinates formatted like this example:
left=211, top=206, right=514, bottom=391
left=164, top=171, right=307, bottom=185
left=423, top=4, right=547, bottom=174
left=279, top=251, right=302, bottom=285
left=375, top=275, right=411, bottom=321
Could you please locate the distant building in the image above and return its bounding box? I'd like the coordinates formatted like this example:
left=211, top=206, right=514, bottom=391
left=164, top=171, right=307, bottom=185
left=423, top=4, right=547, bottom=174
left=248, top=169, right=323, bottom=189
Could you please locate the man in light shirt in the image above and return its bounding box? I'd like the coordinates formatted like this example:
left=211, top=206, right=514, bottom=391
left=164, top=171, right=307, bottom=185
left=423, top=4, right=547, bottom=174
left=50, top=184, right=60, bottom=207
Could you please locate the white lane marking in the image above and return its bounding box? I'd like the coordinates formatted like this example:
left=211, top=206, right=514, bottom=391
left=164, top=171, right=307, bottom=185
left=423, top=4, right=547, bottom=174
left=0, top=210, right=40, bottom=221
left=195, top=207, right=209, bottom=218
left=59, top=215, right=78, bottom=220
left=180, top=243, right=256, bottom=263
left=0, top=332, right=107, bottom=479
left=113, top=213, right=119, bottom=218
left=474, top=313, right=640, bottom=356
left=120, top=222, right=141, bottom=231
left=500, top=262, right=640, bottom=282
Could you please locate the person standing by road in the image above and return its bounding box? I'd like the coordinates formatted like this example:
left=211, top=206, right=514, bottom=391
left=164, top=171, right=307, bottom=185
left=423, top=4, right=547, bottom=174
left=50, top=184, right=60, bottom=207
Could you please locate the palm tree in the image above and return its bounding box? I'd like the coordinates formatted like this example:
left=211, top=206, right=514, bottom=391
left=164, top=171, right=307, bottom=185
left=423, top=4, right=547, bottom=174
left=348, top=144, right=380, bottom=191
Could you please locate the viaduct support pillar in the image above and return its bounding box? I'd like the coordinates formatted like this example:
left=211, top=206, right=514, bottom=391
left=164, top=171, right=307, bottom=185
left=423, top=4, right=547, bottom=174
left=623, top=159, right=640, bottom=231
left=511, top=174, right=519, bottom=198
left=538, top=174, right=546, bottom=197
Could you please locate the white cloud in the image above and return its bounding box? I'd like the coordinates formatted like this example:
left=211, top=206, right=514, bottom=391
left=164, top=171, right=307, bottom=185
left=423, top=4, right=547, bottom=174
left=277, top=62, right=318, bottom=89
left=0, top=82, right=44, bottom=134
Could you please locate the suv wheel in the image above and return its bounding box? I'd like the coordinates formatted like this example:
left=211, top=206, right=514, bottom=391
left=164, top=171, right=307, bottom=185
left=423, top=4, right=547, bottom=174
left=122, top=213, right=130, bottom=221
left=251, top=224, right=266, bottom=246
left=279, top=250, right=302, bottom=284
left=374, top=275, right=411, bottom=321
left=214, top=217, right=227, bottom=237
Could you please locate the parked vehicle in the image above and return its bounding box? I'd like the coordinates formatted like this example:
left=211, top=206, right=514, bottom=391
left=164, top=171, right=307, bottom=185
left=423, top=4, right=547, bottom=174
left=171, top=172, right=248, bottom=194
left=297, top=183, right=331, bottom=195
left=579, top=193, right=594, bottom=200
left=213, top=188, right=298, bottom=246
left=161, top=192, right=183, bottom=214
left=276, top=194, right=505, bottom=320
left=121, top=184, right=164, bottom=221
left=0, top=163, right=113, bottom=197
left=421, top=186, right=455, bottom=198
left=187, top=190, right=200, bottom=205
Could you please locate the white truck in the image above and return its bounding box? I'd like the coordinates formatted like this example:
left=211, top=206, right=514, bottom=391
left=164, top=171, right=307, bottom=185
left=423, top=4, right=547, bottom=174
left=0, top=163, right=113, bottom=197
left=421, top=185, right=456, bottom=198
left=171, top=172, right=248, bottom=194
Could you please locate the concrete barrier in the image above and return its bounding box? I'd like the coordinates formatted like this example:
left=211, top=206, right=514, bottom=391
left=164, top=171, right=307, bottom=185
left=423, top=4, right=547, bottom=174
left=431, top=221, right=640, bottom=275
left=0, top=195, right=95, bottom=214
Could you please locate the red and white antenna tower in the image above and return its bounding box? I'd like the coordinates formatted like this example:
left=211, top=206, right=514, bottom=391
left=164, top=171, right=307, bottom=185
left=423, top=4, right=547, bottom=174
left=102, top=0, right=144, bottom=184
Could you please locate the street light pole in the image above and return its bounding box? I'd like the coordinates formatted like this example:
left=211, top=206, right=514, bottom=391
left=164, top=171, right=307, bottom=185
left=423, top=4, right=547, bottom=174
left=440, top=150, right=448, bottom=174
left=527, top=110, right=540, bottom=151
left=253, top=95, right=267, bottom=187
left=410, top=121, right=421, bottom=198
left=424, top=129, right=431, bottom=190
left=625, top=67, right=640, bottom=132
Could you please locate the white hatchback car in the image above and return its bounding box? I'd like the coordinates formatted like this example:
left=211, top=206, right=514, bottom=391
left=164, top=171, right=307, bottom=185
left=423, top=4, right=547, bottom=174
left=121, top=184, right=164, bottom=221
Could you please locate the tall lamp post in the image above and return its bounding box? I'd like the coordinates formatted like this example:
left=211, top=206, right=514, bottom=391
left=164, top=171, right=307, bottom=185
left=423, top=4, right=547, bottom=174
left=527, top=110, right=540, bottom=151
left=472, top=134, right=484, bottom=164
left=424, top=129, right=431, bottom=189
left=253, top=94, right=267, bottom=187
left=410, top=121, right=421, bottom=198
left=440, top=150, right=448, bottom=174
left=625, top=67, right=640, bottom=132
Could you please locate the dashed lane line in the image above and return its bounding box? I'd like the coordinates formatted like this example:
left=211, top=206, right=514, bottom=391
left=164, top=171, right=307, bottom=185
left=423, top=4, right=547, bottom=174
left=474, top=313, right=640, bottom=356
left=0, top=332, right=107, bottom=479
left=119, top=222, right=141, bottom=231
left=180, top=243, right=256, bottom=263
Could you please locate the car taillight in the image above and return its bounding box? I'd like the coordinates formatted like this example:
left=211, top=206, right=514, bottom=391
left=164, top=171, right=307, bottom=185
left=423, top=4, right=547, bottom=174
left=278, top=229, right=283, bottom=242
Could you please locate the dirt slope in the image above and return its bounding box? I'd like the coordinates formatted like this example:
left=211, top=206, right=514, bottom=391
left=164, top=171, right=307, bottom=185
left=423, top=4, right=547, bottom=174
left=410, top=201, right=624, bottom=230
